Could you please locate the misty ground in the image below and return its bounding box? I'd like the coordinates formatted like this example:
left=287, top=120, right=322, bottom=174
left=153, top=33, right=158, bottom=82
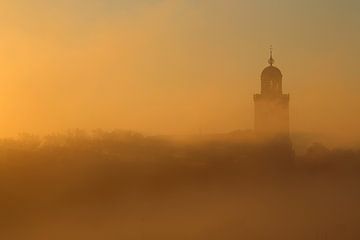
left=0, top=130, right=360, bottom=240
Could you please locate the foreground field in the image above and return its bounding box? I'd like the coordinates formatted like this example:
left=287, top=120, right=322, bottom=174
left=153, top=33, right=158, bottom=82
left=1, top=131, right=359, bottom=239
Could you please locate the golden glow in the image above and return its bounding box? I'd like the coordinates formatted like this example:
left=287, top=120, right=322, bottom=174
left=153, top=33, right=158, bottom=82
left=0, top=0, right=359, bottom=147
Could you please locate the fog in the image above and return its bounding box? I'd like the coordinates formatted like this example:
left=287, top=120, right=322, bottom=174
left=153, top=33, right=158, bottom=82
left=0, top=1, right=359, bottom=238
left=0, top=0, right=359, bottom=144
left=0, top=130, right=359, bottom=239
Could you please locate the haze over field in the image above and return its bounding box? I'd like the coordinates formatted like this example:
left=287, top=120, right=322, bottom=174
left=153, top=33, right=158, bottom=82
left=1, top=1, right=360, bottom=239
left=0, top=131, right=359, bottom=239
left=0, top=0, right=359, bottom=147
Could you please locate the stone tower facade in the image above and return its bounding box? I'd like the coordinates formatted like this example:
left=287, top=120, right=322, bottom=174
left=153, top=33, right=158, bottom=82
left=254, top=50, right=290, bottom=139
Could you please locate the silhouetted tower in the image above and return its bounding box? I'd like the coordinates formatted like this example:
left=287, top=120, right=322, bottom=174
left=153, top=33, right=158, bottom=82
left=254, top=48, right=290, bottom=139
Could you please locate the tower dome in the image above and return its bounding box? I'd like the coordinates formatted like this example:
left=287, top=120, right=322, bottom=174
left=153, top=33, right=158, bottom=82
left=260, top=48, right=283, bottom=95
left=261, top=65, right=283, bottom=81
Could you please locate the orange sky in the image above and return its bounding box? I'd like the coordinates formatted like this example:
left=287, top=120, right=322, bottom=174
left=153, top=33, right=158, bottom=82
left=0, top=0, right=359, bottom=146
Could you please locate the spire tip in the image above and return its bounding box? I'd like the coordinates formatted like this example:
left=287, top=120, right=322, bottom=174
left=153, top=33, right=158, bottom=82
left=268, top=45, right=275, bottom=66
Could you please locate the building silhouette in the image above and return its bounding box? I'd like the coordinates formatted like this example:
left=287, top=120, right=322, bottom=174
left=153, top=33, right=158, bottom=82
left=254, top=48, right=290, bottom=140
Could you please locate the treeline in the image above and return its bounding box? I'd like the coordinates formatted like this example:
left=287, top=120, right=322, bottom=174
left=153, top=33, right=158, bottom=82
left=0, top=129, right=359, bottom=173
left=0, top=130, right=360, bottom=167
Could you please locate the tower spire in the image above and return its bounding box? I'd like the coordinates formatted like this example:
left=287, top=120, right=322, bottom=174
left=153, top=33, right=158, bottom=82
left=268, top=45, right=275, bottom=66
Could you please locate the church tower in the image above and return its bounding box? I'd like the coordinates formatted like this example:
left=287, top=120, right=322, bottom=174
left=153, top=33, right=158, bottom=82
left=254, top=48, right=290, bottom=139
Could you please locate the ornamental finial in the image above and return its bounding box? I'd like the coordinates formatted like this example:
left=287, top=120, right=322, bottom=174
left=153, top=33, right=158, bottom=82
left=268, top=45, right=275, bottom=66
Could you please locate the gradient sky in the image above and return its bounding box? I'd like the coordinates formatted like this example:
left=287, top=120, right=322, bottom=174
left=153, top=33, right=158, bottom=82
left=0, top=0, right=359, bottom=145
